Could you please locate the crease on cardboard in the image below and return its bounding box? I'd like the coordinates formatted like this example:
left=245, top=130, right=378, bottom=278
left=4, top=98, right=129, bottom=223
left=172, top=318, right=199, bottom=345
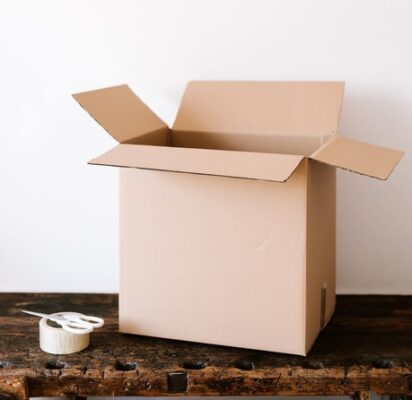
left=89, top=161, right=303, bottom=183
left=251, top=234, right=271, bottom=252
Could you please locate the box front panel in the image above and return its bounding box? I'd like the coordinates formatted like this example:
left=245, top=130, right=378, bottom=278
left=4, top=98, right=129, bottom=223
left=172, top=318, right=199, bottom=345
left=119, top=165, right=307, bottom=354
left=305, top=160, right=336, bottom=352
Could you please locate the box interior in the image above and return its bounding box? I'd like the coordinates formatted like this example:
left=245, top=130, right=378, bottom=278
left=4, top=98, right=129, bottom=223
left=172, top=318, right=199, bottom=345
left=169, top=80, right=344, bottom=155
left=171, top=129, right=328, bottom=156
left=126, top=125, right=329, bottom=156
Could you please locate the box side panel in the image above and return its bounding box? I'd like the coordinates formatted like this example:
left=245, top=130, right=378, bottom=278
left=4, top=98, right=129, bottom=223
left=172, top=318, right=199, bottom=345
left=119, top=164, right=307, bottom=355
left=305, top=160, right=336, bottom=353
left=124, top=127, right=170, bottom=145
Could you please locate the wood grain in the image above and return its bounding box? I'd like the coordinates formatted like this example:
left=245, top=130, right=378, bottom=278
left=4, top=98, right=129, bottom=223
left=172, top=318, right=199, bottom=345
left=0, top=293, right=412, bottom=398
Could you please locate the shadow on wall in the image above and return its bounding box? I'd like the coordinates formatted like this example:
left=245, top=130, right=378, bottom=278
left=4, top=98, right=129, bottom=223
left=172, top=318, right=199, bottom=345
left=337, top=88, right=411, bottom=294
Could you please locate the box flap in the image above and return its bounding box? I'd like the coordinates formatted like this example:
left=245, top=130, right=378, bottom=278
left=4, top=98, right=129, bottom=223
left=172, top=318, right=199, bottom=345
left=310, top=135, right=404, bottom=180
left=173, top=81, right=344, bottom=137
left=89, top=144, right=304, bottom=182
left=73, top=84, right=168, bottom=143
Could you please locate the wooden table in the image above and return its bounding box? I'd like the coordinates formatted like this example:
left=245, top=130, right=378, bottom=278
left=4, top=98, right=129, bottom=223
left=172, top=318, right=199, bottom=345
left=0, top=293, right=411, bottom=400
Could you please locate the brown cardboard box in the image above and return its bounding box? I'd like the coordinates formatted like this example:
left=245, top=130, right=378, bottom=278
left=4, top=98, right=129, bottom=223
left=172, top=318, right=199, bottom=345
left=73, top=81, right=403, bottom=355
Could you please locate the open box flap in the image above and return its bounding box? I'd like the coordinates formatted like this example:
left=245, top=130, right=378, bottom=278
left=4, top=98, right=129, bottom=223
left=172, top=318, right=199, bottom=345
left=310, top=134, right=404, bottom=180
left=73, top=85, right=168, bottom=143
left=89, top=144, right=305, bottom=182
left=173, top=81, right=344, bottom=137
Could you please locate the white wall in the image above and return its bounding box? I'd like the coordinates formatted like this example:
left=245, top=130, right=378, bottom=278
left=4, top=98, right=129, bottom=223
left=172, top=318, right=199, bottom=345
left=0, top=0, right=410, bottom=293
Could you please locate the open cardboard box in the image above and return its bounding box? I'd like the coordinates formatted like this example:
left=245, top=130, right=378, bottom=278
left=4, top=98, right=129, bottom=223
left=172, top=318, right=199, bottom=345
left=74, top=81, right=403, bottom=355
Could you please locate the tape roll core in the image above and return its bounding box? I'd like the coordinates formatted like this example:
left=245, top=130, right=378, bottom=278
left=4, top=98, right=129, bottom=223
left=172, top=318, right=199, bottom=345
left=39, top=312, right=90, bottom=354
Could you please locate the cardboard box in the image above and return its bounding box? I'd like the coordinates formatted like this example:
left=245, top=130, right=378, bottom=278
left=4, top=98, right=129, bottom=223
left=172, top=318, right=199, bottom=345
left=73, top=81, right=403, bottom=355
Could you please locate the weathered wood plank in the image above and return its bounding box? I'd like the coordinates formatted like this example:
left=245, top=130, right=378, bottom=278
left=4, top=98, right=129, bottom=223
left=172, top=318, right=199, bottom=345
left=0, top=293, right=412, bottom=397
left=350, top=391, right=371, bottom=400
left=0, top=376, right=28, bottom=400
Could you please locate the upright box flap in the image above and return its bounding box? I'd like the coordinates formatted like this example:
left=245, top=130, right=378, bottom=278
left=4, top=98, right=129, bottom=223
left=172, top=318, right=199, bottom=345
left=89, top=144, right=304, bottom=182
left=173, top=81, right=344, bottom=137
left=310, top=135, right=404, bottom=180
left=73, top=85, right=168, bottom=143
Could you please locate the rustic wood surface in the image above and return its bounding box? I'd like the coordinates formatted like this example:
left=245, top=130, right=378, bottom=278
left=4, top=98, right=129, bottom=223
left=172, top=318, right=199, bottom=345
left=0, top=293, right=412, bottom=399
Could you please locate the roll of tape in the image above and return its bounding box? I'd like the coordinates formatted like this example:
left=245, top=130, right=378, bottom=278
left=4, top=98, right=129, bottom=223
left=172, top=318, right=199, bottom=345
left=39, top=312, right=90, bottom=355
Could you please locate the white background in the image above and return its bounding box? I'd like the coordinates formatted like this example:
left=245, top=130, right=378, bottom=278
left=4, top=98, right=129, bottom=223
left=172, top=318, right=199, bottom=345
left=0, top=0, right=411, bottom=294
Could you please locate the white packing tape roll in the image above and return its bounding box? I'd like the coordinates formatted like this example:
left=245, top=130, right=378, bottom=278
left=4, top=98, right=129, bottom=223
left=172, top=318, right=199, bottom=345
left=39, top=312, right=90, bottom=355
